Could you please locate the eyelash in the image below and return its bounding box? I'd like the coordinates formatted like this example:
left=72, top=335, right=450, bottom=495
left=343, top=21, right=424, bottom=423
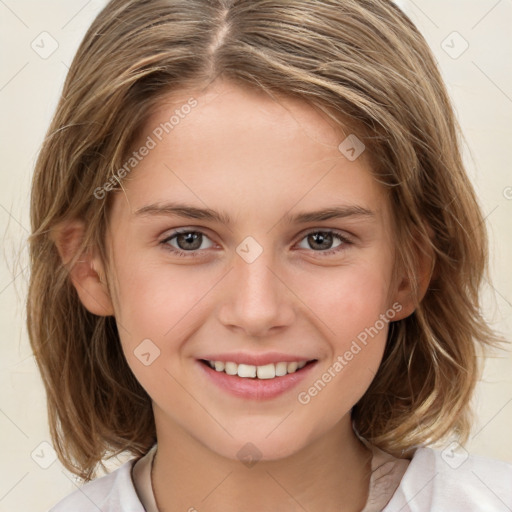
left=159, top=228, right=353, bottom=258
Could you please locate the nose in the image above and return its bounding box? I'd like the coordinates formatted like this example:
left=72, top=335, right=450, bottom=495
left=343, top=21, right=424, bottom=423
left=217, top=247, right=296, bottom=338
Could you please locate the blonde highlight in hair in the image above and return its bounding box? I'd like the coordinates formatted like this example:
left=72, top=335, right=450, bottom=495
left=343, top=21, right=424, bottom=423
left=28, top=0, right=502, bottom=480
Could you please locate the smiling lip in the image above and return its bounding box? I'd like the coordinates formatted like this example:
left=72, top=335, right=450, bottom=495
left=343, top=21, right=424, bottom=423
left=196, top=356, right=318, bottom=400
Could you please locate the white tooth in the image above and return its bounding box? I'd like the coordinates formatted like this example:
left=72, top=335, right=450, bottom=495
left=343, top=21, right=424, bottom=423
left=237, top=363, right=257, bottom=378
left=225, top=361, right=238, bottom=375
left=287, top=362, right=298, bottom=373
left=275, top=362, right=288, bottom=376
left=214, top=361, right=225, bottom=371
left=208, top=360, right=215, bottom=368
left=257, top=363, right=276, bottom=379
left=297, top=361, right=307, bottom=369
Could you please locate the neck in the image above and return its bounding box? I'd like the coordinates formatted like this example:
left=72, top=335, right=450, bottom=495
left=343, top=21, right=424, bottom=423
left=151, top=413, right=372, bottom=512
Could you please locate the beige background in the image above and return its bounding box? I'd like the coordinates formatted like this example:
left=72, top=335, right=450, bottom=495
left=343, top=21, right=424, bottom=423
left=0, top=1, right=511, bottom=510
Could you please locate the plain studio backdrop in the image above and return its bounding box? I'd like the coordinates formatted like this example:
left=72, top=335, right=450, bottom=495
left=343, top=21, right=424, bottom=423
left=0, top=1, right=511, bottom=510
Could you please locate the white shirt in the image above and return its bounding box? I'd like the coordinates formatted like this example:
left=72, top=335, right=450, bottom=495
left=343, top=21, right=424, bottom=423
left=49, top=444, right=512, bottom=511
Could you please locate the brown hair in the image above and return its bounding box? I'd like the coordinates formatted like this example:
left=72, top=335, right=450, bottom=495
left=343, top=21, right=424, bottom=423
left=27, top=0, right=502, bottom=480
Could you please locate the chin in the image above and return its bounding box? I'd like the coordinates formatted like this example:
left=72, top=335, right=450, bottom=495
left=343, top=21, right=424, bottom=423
left=201, top=427, right=312, bottom=464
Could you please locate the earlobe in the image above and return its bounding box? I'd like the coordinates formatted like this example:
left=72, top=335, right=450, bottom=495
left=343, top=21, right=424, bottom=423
left=51, top=219, right=115, bottom=317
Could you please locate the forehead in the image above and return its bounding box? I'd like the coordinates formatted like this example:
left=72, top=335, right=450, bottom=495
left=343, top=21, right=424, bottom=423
left=161, top=80, right=341, bottom=134
left=109, top=79, right=390, bottom=227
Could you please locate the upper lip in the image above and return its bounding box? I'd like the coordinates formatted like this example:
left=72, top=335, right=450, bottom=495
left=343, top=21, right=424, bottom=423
left=199, top=352, right=317, bottom=366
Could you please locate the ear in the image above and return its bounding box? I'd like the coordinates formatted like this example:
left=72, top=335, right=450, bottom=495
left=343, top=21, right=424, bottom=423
left=50, top=219, right=115, bottom=317
left=390, top=226, right=435, bottom=321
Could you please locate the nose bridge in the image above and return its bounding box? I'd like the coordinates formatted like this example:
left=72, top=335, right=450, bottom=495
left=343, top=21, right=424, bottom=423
left=218, top=238, right=295, bottom=336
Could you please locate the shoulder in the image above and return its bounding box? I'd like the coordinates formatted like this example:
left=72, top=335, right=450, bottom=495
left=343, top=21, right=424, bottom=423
left=384, top=445, right=512, bottom=511
left=49, top=459, right=144, bottom=512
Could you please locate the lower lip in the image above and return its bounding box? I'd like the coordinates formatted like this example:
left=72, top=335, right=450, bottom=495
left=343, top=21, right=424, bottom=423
left=197, top=360, right=317, bottom=400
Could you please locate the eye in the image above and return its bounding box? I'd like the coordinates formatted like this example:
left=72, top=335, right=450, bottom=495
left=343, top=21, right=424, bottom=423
left=159, top=228, right=353, bottom=259
left=160, top=229, right=215, bottom=257
left=296, top=230, right=352, bottom=256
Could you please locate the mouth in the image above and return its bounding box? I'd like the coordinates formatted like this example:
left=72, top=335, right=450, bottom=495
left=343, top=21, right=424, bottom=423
left=197, top=358, right=318, bottom=400
left=199, top=358, right=317, bottom=380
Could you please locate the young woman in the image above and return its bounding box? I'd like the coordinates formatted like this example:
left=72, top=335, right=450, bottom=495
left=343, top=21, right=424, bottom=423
left=27, top=1, right=512, bottom=510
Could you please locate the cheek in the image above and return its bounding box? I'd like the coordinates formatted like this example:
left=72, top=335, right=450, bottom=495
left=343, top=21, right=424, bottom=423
left=294, top=259, right=392, bottom=398
left=295, top=266, right=391, bottom=429
left=109, top=257, right=218, bottom=398
left=110, top=252, right=215, bottom=339
left=299, top=259, right=394, bottom=343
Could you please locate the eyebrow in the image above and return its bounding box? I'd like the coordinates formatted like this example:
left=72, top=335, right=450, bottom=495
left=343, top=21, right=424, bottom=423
left=133, top=201, right=375, bottom=224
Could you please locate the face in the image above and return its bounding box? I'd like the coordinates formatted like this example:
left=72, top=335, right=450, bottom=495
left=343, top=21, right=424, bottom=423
left=99, top=78, right=410, bottom=461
